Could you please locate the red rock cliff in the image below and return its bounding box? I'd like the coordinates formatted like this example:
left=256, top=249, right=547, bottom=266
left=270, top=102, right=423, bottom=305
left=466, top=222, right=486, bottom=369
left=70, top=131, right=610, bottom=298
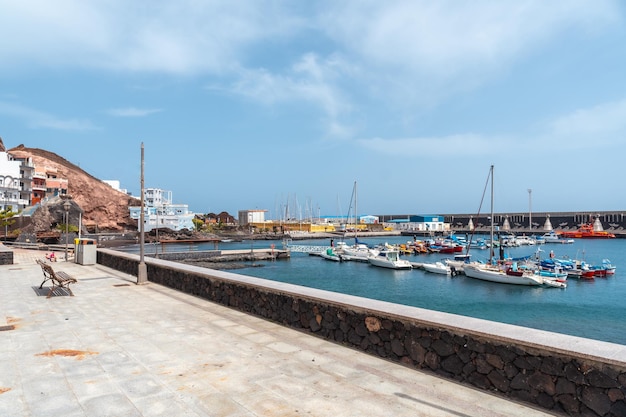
left=8, top=144, right=139, bottom=232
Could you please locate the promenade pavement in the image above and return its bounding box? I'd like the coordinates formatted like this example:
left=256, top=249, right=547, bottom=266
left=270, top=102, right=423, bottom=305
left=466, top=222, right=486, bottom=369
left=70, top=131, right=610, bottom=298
left=0, top=248, right=558, bottom=417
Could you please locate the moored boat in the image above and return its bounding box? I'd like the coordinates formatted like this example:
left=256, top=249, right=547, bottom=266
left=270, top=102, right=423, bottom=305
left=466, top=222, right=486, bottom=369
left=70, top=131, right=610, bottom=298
left=600, top=259, right=616, bottom=275
left=368, top=249, right=412, bottom=270
left=422, top=261, right=452, bottom=275
left=542, top=231, right=574, bottom=244
left=320, top=247, right=343, bottom=262
left=559, top=222, right=615, bottom=239
left=462, top=166, right=545, bottom=287
left=464, top=263, right=544, bottom=286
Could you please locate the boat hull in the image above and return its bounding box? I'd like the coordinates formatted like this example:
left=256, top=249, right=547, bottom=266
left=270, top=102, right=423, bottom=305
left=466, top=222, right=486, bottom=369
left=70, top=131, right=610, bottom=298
left=464, top=265, right=543, bottom=286
left=422, top=262, right=451, bottom=275
left=368, top=258, right=412, bottom=270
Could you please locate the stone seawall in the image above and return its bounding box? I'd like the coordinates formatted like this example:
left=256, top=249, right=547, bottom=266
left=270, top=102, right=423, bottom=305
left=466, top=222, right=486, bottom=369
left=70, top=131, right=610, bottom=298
left=0, top=245, right=14, bottom=265
left=97, top=248, right=626, bottom=416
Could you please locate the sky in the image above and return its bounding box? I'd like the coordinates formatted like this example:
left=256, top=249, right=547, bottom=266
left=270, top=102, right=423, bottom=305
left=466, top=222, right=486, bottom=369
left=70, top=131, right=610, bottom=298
left=1, top=1, right=625, bottom=219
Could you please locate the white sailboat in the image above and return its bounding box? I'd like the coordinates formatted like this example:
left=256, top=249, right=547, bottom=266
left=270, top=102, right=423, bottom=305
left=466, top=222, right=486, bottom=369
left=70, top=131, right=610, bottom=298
left=463, top=166, right=544, bottom=286
left=340, top=181, right=379, bottom=262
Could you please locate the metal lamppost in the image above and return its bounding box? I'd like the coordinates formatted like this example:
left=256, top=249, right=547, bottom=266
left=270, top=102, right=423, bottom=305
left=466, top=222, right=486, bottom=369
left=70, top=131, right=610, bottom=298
left=63, top=200, right=71, bottom=261
left=528, top=188, right=532, bottom=231
left=137, top=143, right=148, bottom=284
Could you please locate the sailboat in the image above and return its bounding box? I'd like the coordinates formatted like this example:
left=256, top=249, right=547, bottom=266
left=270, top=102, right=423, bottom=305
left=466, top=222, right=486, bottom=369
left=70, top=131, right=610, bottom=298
left=339, top=181, right=380, bottom=262
left=462, top=166, right=545, bottom=286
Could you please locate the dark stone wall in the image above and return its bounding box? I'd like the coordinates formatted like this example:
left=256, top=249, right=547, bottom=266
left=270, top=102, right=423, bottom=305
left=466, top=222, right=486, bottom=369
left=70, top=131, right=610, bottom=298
left=0, top=246, right=14, bottom=265
left=97, top=249, right=626, bottom=417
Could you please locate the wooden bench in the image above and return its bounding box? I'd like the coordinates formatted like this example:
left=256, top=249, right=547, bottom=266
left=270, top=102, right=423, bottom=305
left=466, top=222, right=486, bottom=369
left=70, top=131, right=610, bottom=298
left=37, top=259, right=77, bottom=298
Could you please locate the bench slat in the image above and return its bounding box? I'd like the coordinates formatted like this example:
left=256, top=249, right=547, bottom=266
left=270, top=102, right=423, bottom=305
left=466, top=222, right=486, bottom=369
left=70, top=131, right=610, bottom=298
left=37, top=260, right=77, bottom=298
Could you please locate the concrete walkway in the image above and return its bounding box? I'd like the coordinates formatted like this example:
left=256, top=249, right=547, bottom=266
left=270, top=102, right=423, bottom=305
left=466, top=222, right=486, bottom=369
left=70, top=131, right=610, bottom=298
left=0, top=249, right=557, bottom=417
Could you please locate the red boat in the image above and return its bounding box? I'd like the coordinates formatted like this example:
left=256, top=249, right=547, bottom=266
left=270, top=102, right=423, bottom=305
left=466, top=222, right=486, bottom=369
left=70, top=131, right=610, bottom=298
left=437, top=245, right=464, bottom=254
left=581, top=270, right=596, bottom=279
left=559, top=223, right=616, bottom=239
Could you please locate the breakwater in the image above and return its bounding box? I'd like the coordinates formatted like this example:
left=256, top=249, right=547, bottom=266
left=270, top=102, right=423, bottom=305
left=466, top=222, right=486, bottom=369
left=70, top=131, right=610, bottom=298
left=401, top=210, right=626, bottom=238
left=98, top=248, right=626, bottom=416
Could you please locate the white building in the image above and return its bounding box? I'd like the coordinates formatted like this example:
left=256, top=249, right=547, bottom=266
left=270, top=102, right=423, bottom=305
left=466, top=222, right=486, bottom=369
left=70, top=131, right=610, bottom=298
left=129, top=188, right=195, bottom=232
left=0, top=151, right=32, bottom=211
left=238, top=209, right=267, bottom=226
left=103, top=180, right=128, bottom=194
left=394, top=215, right=449, bottom=232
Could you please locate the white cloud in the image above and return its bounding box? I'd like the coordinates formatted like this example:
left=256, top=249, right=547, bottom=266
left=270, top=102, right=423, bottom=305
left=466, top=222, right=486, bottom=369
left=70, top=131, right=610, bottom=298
left=106, top=107, right=162, bottom=117
left=323, top=1, right=620, bottom=77
left=314, top=0, right=623, bottom=113
left=0, top=0, right=302, bottom=75
left=357, top=133, right=494, bottom=156
left=0, top=101, right=97, bottom=131
left=549, top=99, right=626, bottom=139
left=357, top=96, right=626, bottom=158
left=229, top=53, right=354, bottom=138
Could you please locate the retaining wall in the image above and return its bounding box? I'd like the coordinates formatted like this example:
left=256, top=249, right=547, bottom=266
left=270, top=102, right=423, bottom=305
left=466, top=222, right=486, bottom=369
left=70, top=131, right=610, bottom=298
left=97, top=248, right=626, bottom=416
left=0, top=245, right=13, bottom=265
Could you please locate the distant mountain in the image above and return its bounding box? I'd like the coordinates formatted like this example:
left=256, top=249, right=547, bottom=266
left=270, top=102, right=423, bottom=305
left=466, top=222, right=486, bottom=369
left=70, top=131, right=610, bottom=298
left=8, top=144, right=138, bottom=232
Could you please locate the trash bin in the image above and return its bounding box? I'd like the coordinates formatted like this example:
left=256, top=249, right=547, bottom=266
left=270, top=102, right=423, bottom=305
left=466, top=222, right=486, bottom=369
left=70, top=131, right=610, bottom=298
left=75, top=238, right=97, bottom=265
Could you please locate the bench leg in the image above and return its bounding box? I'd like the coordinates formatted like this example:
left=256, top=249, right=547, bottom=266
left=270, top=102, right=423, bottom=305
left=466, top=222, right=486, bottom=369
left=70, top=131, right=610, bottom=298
left=46, top=284, right=74, bottom=297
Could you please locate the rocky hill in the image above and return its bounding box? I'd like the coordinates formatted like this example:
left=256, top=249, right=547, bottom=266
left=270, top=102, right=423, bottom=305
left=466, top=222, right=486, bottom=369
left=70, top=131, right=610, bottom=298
left=6, top=142, right=139, bottom=232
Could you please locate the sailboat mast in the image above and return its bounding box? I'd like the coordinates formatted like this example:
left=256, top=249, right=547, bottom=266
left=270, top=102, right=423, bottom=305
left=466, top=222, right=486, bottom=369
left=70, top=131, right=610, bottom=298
left=354, top=181, right=357, bottom=238
left=490, top=165, right=495, bottom=263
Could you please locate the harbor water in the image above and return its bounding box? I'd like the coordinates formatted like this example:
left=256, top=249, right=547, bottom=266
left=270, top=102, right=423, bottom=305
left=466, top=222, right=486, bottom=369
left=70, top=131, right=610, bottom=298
left=123, top=235, right=626, bottom=346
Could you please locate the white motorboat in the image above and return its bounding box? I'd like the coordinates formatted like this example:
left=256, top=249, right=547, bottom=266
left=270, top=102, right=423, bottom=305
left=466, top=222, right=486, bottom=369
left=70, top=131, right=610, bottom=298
left=541, top=277, right=567, bottom=288
left=443, top=254, right=473, bottom=274
left=319, top=247, right=343, bottom=262
left=341, top=243, right=380, bottom=262
left=514, top=235, right=536, bottom=245
left=422, top=261, right=452, bottom=275
left=368, top=249, right=412, bottom=270
left=542, top=231, right=574, bottom=244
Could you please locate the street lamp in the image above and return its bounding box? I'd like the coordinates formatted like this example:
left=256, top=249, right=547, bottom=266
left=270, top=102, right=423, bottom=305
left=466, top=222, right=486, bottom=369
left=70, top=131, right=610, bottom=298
left=528, top=189, right=532, bottom=231
left=63, top=200, right=71, bottom=261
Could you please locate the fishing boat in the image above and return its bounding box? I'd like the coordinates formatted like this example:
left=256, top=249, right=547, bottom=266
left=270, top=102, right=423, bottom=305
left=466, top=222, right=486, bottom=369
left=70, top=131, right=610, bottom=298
left=541, top=257, right=591, bottom=279
left=559, top=222, right=616, bottom=239
left=368, top=248, right=412, bottom=270
left=462, top=166, right=544, bottom=286
left=601, top=259, right=617, bottom=275
left=587, top=259, right=617, bottom=277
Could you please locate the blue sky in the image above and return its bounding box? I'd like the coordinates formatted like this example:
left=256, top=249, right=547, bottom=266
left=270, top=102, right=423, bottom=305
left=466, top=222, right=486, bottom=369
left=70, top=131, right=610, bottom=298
left=1, top=1, right=625, bottom=219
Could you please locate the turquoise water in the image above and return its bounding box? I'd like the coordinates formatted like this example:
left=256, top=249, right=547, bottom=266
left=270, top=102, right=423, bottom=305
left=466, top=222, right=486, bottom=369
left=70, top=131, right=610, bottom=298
left=127, top=236, right=626, bottom=345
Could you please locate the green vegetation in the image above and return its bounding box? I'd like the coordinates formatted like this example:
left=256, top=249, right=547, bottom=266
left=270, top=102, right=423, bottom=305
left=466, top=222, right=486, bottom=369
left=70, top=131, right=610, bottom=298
left=0, top=207, right=17, bottom=240
left=56, top=223, right=80, bottom=233
left=192, top=217, right=204, bottom=231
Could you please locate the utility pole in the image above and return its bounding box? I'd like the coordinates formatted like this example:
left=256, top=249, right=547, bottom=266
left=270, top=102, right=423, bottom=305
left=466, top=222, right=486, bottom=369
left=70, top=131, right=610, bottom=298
left=63, top=199, right=71, bottom=261
left=137, top=143, right=148, bottom=284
